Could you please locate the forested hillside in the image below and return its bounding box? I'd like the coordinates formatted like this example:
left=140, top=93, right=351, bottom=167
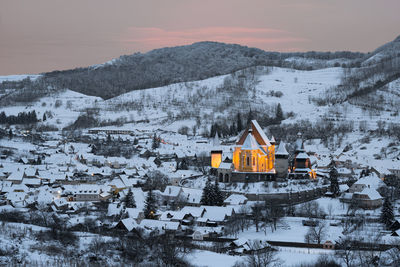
left=32, top=42, right=363, bottom=99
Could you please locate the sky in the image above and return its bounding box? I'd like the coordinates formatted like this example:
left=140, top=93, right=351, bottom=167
left=0, top=0, right=399, bottom=75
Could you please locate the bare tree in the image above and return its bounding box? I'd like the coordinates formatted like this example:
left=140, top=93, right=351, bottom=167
left=245, top=240, right=281, bottom=267
left=252, top=203, right=263, bottom=232
left=304, top=220, right=327, bottom=244
left=327, top=203, right=334, bottom=218
left=298, top=201, right=325, bottom=218
left=356, top=233, right=383, bottom=267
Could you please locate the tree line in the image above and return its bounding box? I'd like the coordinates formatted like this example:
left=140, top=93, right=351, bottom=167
left=1, top=42, right=365, bottom=100
left=0, top=110, right=38, bottom=125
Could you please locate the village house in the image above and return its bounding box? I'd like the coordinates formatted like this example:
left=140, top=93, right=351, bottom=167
left=196, top=206, right=235, bottom=226
left=224, top=194, right=248, bottom=206
left=340, top=173, right=385, bottom=209
left=161, top=185, right=183, bottom=205
left=125, top=208, right=145, bottom=223
left=353, top=187, right=384, bottom=209
left=160, top=210, right=195, bottom=225
left=64, top=184, right=106, bottom=202
left=349, top=173, right=385, bottom=193
left=139, top=219, right=181, bottom=233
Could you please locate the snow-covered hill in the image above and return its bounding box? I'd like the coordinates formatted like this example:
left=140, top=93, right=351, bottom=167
left=2, top=65, right=399, bottom=135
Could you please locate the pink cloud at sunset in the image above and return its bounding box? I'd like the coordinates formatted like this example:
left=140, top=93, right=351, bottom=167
left=121, top=27, right=309, bottom=52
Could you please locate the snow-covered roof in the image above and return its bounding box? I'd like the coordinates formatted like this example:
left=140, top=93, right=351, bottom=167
left=162, top=186, right=182, bottom=197
left=251, top=120, right=271, bottom=146
left=107, top=203, right=123, bottom=216
left=36, top=187, right=55, bottom=205
left=296, top=152, right=309, bottom=159
left=181, top=188, right=202, bottom=205
left=340, top=192, right=353, bottom=200
left=355, top=188, right=383, bottom=200
left=108, top=178, right=126, bottom=189
left=63, top=184, right=104, bottom=194
left=22, top=178, right=41, bottom=186
left=139, top=219, right=180, bottom=231
left=24, top=168, right=37, bottom=177
left=120, top=218, right=137, bottom=231
left=276, top=142, right=289, bottom=156
left=131, top=188, right=146, bottom=210
left=180, top=206, right=205, bottom=217
left=126, top=208, right=142, bottom=219
left=10, top=184, right=29, bottom=192
left=339, top=184, right=349, bottom=192
left=199, top=206, right=234, bottom=222
left=6, top=191, right=27, bottom=203
left=218, top=162, right=232, bottom=169
left=7, top=170, right=24, bottom=181
left=354, top=173, right=384, bottom=189
left=242, top=133, right=261, bottom=151
left=212, top=132, right=220, bottom=147
left=53, top=198, right=68, bottom=207
left=224, top=194, right=247, bottom=205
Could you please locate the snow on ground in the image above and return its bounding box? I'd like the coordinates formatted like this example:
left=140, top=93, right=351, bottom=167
left=234, top=218, right=342, bottom=244
left=0, top=89, right=102, bottom=129
left=1, top=66, right=398, bottom=137
left=277, top=248, right=333, bottom=266
left=187, top=250, right=242, bottom=267
left=187, top=247, right=331, bottom=267
left=0, top=74, right=41, bottom=82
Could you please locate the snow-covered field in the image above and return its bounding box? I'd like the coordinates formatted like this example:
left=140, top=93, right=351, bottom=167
left=0, top=63, right=399, bottom=266
left=0, top=74, right=41, bottom=82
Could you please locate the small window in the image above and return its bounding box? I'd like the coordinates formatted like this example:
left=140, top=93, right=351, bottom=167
left=247, top=157, right=250, bottom=166
left=253, top=157, right=255, bottom=166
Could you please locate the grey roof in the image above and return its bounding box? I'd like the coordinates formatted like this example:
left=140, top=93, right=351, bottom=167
left=296, top=152, right=309, bottom=159
left=276, top=142, right=289, bottom=156
left=242, top=133, right=259, bottom=150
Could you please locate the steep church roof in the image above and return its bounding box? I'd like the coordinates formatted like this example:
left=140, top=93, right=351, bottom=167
left=295, top=133, right=305, bottom=153
left=241, top=131, right=259, bottom=150
left=296, top=152, right=309, bottom=159
left=276, top=142, right=289, bottom=156
left=212, top=132, right=220, bottom=147
left=236, top=120, right=271, bottom=147
left=251, top=120, right=271, bottom=146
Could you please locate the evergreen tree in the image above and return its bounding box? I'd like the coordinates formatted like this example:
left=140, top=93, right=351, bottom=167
left=124, top=188, right=136, bottom=208
left=210, top=123, right=217, bottom=138
left=237, top=113, right=243, bottom=133
left=381, top=197, right=394, bottom=228
left=329, top=166, right=340, bottom=197
left=0, top=112, right=6, bottom=124
left=213, top=180, right=224, bottom=206
left=42, top=113, right=47, bottom=122
left=247, top=108, right=254, bottom=126
left=200, top=179, right=213, bottom=205
left=144, top=189, right=157, bottom=219
left=152, top=133, right=160, bottom=149
left=107, top=134, right=112, bottom=144
left=8, top=129, right=12, bottom=140
left=229, top=123, right=236, bottom=136
left=133, top=138, right=139, bottom=145
left=275, top=103, right=283, bottom=122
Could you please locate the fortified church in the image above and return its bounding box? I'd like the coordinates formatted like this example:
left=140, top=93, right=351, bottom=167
left=211, top=120, right=315, bottom=182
